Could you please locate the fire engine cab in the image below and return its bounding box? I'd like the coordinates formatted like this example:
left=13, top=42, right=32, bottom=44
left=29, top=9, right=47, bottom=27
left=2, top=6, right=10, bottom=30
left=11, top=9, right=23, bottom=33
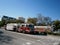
left=18, top=23, right=34, bottom=33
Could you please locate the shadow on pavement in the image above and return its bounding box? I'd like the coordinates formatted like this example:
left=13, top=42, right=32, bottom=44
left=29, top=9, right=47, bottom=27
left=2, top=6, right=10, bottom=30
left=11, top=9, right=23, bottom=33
left=30, top=33, right=47, bottom=36
left=0, top=31, right=14, bottom=44
left=0, top=31, right=3, bottom=34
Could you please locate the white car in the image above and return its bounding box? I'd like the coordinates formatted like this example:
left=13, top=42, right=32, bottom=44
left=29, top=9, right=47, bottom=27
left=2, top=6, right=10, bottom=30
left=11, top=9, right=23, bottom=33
left=53, top=29, right=60, bottom=34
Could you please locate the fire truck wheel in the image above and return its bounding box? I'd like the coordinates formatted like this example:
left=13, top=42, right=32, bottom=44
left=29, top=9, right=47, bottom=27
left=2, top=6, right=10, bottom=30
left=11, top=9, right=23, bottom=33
left=40, top=32, right=47, bottom=35
left=20, top=31, right=23, bottom=33
left=5, top=28, right=7, bottom=30
left=44, top=32, right=47, bottom=35
left=39, top=32, right=41, bottom=34
left=18, top=30, right=22, bottom=33
left=23, top=31, right=26, bottom=33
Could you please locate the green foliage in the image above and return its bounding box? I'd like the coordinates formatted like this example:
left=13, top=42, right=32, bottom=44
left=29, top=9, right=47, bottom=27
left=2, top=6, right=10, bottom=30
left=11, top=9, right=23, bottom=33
left=27, top=18, right=37, bottom=25
left=53, top=20, right=60, bottom=31
left=15, top=20, right=24, bottom=23
left=0, top=21, right=5, bottom=27
left=0, top=18, right=25, bottom=27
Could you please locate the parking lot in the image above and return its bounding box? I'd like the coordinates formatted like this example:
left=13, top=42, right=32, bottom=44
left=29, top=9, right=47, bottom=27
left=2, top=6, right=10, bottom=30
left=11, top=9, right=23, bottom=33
left=0, top=29, right=60, bottom=45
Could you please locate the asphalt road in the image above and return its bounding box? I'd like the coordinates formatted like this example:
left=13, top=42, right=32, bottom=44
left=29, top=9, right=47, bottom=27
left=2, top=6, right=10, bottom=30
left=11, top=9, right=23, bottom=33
left=0, top=29, right=60, bottom=45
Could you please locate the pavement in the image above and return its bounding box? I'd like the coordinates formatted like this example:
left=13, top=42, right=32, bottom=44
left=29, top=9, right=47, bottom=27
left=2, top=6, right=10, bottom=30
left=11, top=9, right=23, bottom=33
left=0, top=29, right=60, bottom=45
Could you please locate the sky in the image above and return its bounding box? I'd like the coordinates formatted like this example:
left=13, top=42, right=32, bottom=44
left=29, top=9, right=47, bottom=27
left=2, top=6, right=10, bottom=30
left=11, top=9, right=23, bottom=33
left=0, top=0, right=60, bottom=21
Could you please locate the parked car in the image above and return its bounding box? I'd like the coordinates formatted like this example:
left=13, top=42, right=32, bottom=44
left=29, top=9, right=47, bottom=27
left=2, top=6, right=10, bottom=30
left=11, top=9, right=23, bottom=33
left=53, top=29, right=60, bottom=34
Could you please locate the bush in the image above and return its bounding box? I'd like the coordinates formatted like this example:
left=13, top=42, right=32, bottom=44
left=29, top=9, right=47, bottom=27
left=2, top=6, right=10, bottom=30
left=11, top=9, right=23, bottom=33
left=47, top=31, right=60, bottom=36
left=0, top=21, right=5, bottom=27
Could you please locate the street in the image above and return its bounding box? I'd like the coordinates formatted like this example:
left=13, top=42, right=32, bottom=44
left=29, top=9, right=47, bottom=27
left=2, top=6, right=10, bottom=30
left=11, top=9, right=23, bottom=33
left=0, top=29, right=60, bottom=45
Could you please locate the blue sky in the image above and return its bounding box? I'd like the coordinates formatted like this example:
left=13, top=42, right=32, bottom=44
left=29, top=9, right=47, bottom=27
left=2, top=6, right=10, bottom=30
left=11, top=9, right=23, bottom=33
left=0, top=0, right=60, bottom=20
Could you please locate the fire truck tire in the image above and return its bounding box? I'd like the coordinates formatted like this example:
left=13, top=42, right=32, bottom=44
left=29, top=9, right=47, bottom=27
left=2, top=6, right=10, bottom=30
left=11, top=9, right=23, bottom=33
left=40, top=32, right=47, bottom=35
left=23, top=30, right=26, bottom=33
left=18, top=30, right=22, bottom=33
left=20, top=31, right=22, bottom=33
left=44, top=32, right=47, bottom=35
left=34, top=31, right=39, bottom=34
left=5, top=28, right=7, bottom=30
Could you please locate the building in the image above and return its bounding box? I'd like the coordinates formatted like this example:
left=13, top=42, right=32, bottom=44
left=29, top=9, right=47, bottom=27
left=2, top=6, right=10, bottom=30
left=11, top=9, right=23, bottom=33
left=18, top=17, right=25, bottom=22
left=2, top=16, right=16, bottom=21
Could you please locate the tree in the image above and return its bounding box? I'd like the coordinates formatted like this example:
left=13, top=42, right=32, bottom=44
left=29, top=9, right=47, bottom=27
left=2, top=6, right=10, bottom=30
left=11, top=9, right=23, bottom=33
left=52, top=20, right=60, bottom=31
left=27, top=17, right=37, bottom=25
left=44, top=17, right=51, bottom=25
left=15, top=20, right=24, bottom=23
left=0, top=20, right=5, bottom=27
left=37, top=14, right=51, bottom=26
left=18, top=17, right=25, bottom=23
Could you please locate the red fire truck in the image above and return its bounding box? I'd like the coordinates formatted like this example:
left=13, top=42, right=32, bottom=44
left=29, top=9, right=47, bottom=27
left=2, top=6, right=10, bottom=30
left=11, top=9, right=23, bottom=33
left=18, top=23, right=47, bottom=35
left=18, top=23, right=34, bottom=34
left=34, top=26, right=47, bottom=35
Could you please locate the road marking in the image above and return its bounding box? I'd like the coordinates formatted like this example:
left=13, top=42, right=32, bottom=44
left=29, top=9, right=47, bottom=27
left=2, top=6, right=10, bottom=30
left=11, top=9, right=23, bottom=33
left=37, top=40, right=41, bottom=41
left=22, top=42, right=31, bottom=45
left=26, top=42, right=31, bottom=45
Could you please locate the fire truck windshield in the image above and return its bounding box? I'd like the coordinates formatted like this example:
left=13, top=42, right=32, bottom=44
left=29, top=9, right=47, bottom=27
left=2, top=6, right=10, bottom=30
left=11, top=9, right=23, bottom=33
left=26, top=24, right=34, bottom=28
